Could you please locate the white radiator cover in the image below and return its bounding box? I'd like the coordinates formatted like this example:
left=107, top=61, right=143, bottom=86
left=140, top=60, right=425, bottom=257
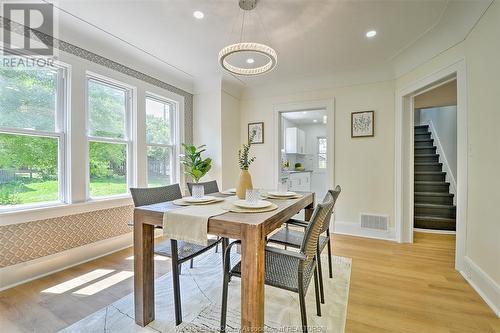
left=360, top=213, right=389, bottom=231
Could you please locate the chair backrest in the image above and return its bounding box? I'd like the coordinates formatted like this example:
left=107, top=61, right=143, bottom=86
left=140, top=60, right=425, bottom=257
left=130, top=184, right=182, bottom=207
left=300, top=193, right=335, bottom=263
left=320, top=185, right=341, bottom=234
left=186, top=180, right=219, bottom=195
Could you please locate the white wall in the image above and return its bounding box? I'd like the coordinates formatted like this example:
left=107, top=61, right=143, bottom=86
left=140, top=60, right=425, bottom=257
left=240, top=80, right=395, bottom=228
left=193, top=79, right=222, bottom=185
left=221, top=90, right=241, bottom=189
left=419, top=106, right=457, bottom=180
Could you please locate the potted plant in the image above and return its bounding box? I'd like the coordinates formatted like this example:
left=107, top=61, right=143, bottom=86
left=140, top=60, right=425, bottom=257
left=236, top=134, right=256, bottom=199
left=180, top=144, right=212, bottom=198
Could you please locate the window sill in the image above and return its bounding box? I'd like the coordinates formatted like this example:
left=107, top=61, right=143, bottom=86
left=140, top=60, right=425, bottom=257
left=0, top=196, right=134, bottom=227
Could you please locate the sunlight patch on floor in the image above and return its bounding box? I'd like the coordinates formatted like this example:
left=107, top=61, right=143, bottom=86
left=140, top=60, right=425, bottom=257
left=125, top=255, right=168, bottom=261
left=41, top=269, right=115, bottom=294
left=73, top=271, right=134, bottom=296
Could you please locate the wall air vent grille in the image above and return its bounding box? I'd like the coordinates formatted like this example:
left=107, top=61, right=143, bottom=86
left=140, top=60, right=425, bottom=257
left=360, top=213, right=389, bottom=231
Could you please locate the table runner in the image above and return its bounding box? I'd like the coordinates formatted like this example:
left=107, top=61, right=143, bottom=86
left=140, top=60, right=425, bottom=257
left=163, top=201, right=227, bottom=246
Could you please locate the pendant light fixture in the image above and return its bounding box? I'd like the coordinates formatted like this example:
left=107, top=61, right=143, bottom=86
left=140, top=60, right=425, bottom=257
left=218, top=0, right=277, bottom=76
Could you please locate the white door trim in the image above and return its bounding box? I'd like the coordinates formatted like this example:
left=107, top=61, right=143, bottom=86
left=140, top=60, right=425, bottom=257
left=394, top=59, right=468, bottom=271
left=272, top=98, right=335, bottom=196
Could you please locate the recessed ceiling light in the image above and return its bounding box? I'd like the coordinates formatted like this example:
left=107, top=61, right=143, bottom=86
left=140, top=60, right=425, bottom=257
left=366, top=30, right=377, bottom=38
left=246, top=58, right=255, bottom=64
left=302, top=111, right=307, bottom=114
left=193, top=11, right=204, bottom=19
left=313, top=119, right=318, bottom=123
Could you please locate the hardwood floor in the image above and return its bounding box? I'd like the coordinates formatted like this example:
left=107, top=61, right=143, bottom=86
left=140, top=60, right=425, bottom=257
left=0, top=233, right=498, bottom=333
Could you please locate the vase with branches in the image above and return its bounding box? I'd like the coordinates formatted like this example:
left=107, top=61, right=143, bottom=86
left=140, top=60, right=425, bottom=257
left=236, top=133, right=256, bottom=199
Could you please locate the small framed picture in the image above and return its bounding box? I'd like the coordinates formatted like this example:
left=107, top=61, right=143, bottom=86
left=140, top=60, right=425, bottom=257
left=351, top=111, right=374, bottom=138
left=248, top=122, right=264, bottom=144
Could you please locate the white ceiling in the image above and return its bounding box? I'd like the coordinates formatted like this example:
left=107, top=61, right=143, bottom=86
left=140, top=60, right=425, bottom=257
left=282, top=109, right=327, bottom=125
left=34, top=0, right=492, bottom=92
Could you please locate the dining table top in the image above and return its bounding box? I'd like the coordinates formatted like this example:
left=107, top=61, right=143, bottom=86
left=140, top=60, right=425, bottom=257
left=134, top=191, right=315, bottom=231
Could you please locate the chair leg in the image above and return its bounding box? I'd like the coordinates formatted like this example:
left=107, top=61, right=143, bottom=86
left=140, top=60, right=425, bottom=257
left=298, top=279, right=308, bottom=333
left=326, top=230, right=333, bottom=278
left=170, top=240, right=182, bottom=325
left=215, top=236, right=220, bottom=253
left=220, top=242, right=230, bottom=332
left=190, top=258, right=194, bottom=269
left=313, top=265, right=322, bottom=317
left=316, top=248, right=325, bottom=304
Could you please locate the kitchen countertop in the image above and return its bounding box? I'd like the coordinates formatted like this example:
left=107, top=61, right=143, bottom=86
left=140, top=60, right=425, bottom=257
left=282, top=170, right=313, bottom=174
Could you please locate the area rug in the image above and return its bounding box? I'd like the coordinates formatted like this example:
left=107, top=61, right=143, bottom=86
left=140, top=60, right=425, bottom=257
left=59, top=250, right=351, bottom=333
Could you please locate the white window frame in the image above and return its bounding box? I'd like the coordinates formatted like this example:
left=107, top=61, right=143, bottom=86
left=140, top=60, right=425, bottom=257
left=85, top=72, right=134, bottom=200
left=145, top=93, right=179, bottom=187
left=0, top=62, right=69, bottom=212
left=317, top=136, right=327, bottom=169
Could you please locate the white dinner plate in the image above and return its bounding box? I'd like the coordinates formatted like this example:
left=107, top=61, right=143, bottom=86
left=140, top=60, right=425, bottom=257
left=221, top=188, right=236, bottom=194
left=233, top=199, right=272, bottom=209
left=267, top=191, right=297, bottom=197
left=183, top=195, right=217, bottom=203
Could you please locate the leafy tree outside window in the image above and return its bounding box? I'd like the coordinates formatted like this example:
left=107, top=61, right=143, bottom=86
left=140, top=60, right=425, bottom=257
left=0, top=65, right=66, bottom=207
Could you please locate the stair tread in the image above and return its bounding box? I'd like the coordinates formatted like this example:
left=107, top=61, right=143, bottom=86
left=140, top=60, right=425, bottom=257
left=415, top=171, right=445, bottom=174
left=414, top=216, right=456, bottom=222
left=414, top=154, right=439, bottom=157
left=414, top=147, right=436, bottom=149
left=414, top=125, right=429, bottom=128
left=414, top=181, right=449, bottom=185
left=415, top=191, right=454, bottom=197
left=415, top=203, right=456, bottom=209
left=414, top=162, right=442, bottom=165
left=415, top=138, right=433, bottom=141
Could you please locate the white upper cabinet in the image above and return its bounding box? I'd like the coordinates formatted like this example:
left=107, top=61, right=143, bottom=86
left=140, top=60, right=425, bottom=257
left=285, top=127, right=306, bottom=154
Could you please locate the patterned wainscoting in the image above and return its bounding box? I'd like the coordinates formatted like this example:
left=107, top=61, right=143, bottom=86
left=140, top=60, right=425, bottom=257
left=0, top=206, right=133, bottom=267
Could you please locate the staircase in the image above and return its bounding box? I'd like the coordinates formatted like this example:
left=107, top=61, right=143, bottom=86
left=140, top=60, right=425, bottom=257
left=414, top=125, right=456, bottom=231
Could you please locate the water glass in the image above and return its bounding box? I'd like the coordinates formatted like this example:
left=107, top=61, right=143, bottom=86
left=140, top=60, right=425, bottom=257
left=192, top=184, right=205, bottom=199
left=245, top=189, right=260, bottom=203
left=278, top=181, right=288, bottom=193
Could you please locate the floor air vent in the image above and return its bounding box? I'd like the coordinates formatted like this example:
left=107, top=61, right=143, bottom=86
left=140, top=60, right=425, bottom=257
left=360, top=213, right=389, bottom=231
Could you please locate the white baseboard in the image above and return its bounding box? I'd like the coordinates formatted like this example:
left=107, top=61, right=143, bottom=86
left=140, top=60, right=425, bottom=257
left=414, top=228, right=456, bottom=235
left=0, top=229, right=163, bottom=291
left=333, top=221, right=396, bottom=241
left=460, top=256, right=500, bottom=317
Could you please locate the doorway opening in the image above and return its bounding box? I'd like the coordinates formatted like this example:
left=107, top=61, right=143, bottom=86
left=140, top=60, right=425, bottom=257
left=279, top=109, right=329, bottom=200
left=413, top=79, right=457, bottom=232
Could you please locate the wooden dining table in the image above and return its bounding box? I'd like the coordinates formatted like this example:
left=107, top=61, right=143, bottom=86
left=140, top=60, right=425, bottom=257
left=133, top=191, right=314, bottom=330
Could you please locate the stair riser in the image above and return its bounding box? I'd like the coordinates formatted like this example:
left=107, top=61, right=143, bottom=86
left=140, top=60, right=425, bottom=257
left=415, top=164, right=442, bottom=172
left=415, top=140, right=434, bottom=148
left=415, top=194, right=453, bottom=205
left=414, top=219, right=456, bottom=231
left=415, top=206, right=456, bottom=218
left=415, top=155, right=439, bottom=163
left=415, top=133, right=431, bottom=140
left=415, top=173, right=446, bottom=182
left=414, top=147, right=437, bottom=154
left=415, top=183, right=449, bottom=193
left=414, top=128, right=429, bottom=134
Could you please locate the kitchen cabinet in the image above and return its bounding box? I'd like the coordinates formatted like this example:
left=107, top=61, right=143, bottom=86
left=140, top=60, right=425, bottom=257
left=287, top=172, right=311, bottom=191
left=285, top=127, right=306, bottom=154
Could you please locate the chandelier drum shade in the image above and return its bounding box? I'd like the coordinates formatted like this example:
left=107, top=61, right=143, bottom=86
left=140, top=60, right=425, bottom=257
left=219, top=0, right=277, bottom=76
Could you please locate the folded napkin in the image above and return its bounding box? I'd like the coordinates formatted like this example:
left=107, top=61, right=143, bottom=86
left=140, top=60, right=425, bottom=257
left=163, top=202, right=227, bottom=246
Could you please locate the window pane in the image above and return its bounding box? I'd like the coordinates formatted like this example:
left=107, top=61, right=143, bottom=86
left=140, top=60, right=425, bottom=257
left=0, top=66, right=57, bottom=131
left=318, top=138, right=327, bottom=154
left=147, top=146, right=172, bottom=187
left=318, top=154, right=327, bottom=169
left=88, top=80, right=126, bottom=139
left=0, top=133, right=59, bottom=206
left=146, top=98, right=172, bottom=144
left=89, top=141, right=127, bottom=197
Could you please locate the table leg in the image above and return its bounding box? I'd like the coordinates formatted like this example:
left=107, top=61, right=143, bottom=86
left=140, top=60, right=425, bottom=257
left=240, top=224, right=265, bottom=331
left=134, top=212, right=155, bottom=326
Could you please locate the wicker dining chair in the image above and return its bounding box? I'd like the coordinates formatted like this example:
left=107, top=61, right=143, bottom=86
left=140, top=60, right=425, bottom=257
left=220, top=194, right=335, bottom=333
left=130, top=184, right=225, bottom=326
left=267, top=185, right=341, bottom=304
